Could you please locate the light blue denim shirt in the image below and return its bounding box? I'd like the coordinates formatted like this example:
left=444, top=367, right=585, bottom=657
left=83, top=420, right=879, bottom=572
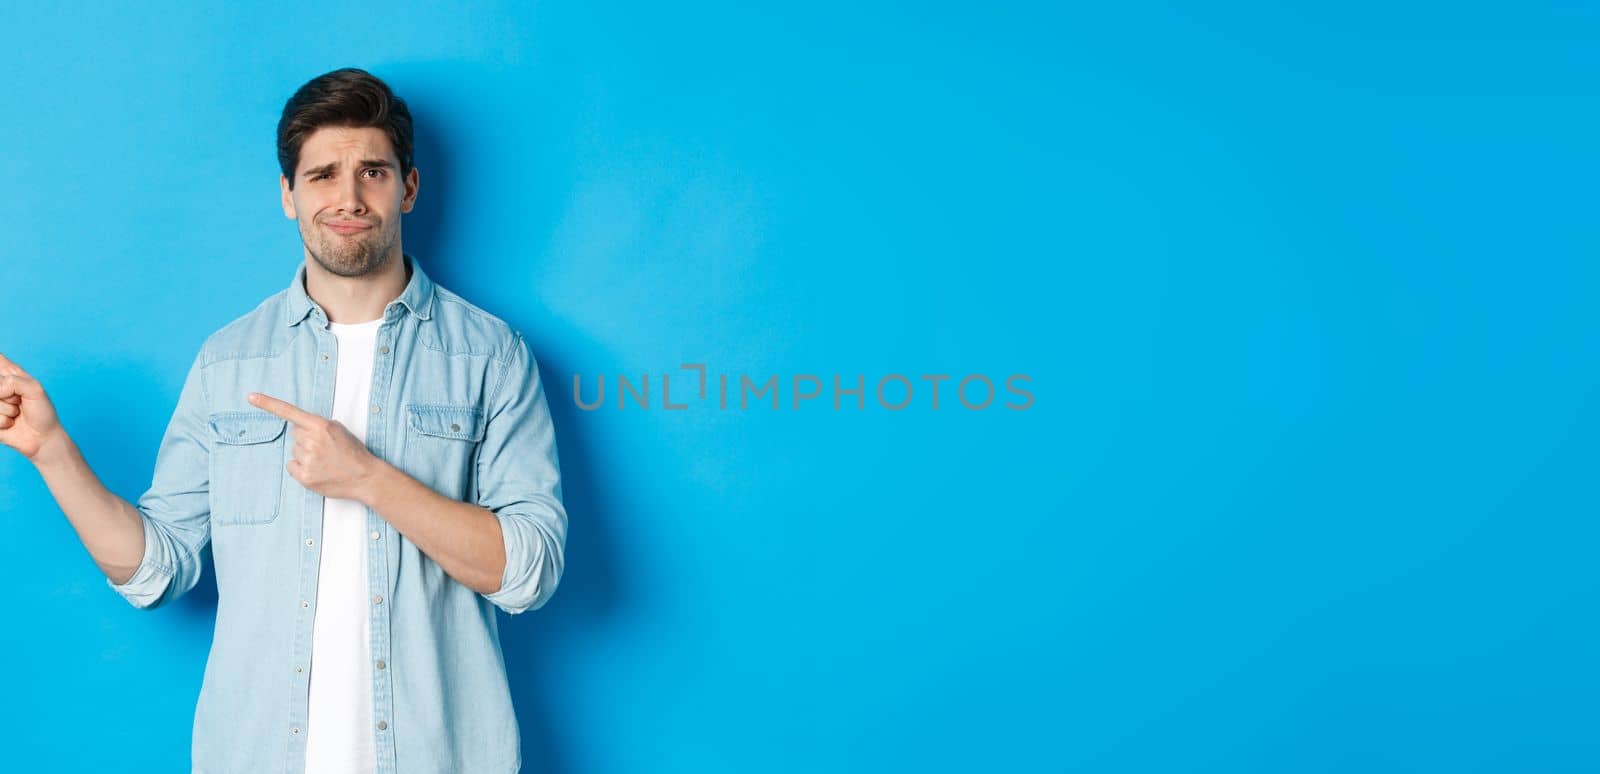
left=106, top=253, right=566, bottom=774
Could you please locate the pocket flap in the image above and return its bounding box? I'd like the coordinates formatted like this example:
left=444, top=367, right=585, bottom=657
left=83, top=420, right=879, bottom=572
left=406, top=404, right=485, bottom=442
left=210, top=411, right=289, bottom=445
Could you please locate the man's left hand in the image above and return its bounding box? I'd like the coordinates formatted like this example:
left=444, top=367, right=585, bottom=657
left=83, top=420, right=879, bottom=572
left=247, top=391, right=389, bottom=504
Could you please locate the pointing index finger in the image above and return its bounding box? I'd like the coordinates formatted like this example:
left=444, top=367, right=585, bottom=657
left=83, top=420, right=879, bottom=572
left=247, top=392, right=320, bottom=428
left=0, top=352, right=30, bottom=378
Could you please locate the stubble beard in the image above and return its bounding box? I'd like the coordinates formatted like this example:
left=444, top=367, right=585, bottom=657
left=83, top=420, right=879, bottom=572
left=303, top=217, right=394, bottom=278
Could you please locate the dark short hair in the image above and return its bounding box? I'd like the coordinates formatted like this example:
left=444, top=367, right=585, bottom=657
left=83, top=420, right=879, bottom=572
left=277, top=67, right=413, bottom=190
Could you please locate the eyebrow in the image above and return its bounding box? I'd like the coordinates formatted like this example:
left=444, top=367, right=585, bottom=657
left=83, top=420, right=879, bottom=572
left=301, top=159, right=396, bottom=178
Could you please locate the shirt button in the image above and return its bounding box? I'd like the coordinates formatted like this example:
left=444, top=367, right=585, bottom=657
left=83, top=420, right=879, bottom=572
left=295, top=665, right=303, bottom=673
left=370, top=530, right=381, bottom=541
left=372, top=594, right=383, bottom=605
left=375, top=660, right=386, bottom=670
left=376, top=721, right=388, bottom=731
left=371, top=404, right=381, bottom=414
left=320, top=353, right=328, bottom=361
left=305, top=538, right=315, bottom=547
left=450, top=423, right=460, bottom=432
left=300, top=600, right=308, bottom=608
left=380, top=345, right=390, bottom=354
left=291, top=726, right=301, bottom=735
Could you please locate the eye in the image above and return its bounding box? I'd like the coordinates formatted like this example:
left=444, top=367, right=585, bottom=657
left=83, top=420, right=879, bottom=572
left=363, top=168, right=386, bottom=179
left=311, top=173, right=330, bottom=181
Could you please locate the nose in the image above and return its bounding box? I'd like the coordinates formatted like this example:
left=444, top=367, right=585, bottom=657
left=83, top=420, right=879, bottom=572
left=336, top=172, right=367, bottom=216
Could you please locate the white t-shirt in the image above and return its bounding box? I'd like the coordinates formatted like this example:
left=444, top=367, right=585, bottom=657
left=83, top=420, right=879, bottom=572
left=304, top=317, right=382, bottom=774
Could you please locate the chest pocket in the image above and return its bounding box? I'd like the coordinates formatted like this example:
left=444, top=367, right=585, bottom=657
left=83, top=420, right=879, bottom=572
left=208, top=411, right=288, bottom=526
left=403, top=403, right=484, bottom=502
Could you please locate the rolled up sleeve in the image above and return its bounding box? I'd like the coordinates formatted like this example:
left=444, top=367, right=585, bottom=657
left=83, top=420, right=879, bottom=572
left=475, top=331, right=568, bottom=616
left=106, top=348, right=213, bottom=610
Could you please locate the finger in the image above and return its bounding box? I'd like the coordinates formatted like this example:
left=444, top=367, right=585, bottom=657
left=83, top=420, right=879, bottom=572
left=247, top=392, right=321, bottom=428
left=0, top=415, right=12, bottom=430
left=0, top=400, right=17, bottom=418
left=0, top=353, right=30, bottom=379
left=0, top=375, right=43, bottom=401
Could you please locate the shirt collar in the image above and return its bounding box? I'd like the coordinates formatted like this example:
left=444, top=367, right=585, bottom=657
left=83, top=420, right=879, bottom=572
left=284, top=252, right=435, bottom=327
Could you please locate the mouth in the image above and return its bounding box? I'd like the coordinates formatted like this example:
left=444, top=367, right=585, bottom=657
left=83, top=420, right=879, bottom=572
left=325, top=221, right=373, bottom=234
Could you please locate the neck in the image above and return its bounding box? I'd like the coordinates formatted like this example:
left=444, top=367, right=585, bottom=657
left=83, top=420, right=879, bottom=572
left=304, top=251, right=410, bottom=324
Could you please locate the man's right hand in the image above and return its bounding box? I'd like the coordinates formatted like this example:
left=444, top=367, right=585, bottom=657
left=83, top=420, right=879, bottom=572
left=0, top=353, right=65, bottom=463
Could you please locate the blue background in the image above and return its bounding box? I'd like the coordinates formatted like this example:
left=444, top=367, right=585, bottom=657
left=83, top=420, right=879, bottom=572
left=2, top=2, right=1596, bottom=772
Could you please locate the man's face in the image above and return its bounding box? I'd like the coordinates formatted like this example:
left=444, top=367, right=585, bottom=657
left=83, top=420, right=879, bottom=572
left=279, top=126, right=419, bottom=278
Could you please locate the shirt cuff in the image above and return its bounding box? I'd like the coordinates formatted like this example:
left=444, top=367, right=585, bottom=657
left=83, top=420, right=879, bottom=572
left=105, top=513, right=176, bottom=609
left=481, top=510, right=553, bottom=615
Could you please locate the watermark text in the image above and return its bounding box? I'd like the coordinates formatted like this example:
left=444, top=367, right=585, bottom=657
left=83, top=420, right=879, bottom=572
left=573, top=364, right=1034, bottom=411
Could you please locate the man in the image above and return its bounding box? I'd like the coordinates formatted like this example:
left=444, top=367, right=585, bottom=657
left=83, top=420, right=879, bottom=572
left=0, top=68, right=566, bottom=774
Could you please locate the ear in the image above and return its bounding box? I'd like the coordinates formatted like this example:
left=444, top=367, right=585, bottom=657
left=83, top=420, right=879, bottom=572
left=280, top=174, right=297, bottom=219
left=400, top=166, right=420, bottom=214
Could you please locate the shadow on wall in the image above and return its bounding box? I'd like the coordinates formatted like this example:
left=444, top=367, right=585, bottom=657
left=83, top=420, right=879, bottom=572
left=393, top=61, right=625, bottom=774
